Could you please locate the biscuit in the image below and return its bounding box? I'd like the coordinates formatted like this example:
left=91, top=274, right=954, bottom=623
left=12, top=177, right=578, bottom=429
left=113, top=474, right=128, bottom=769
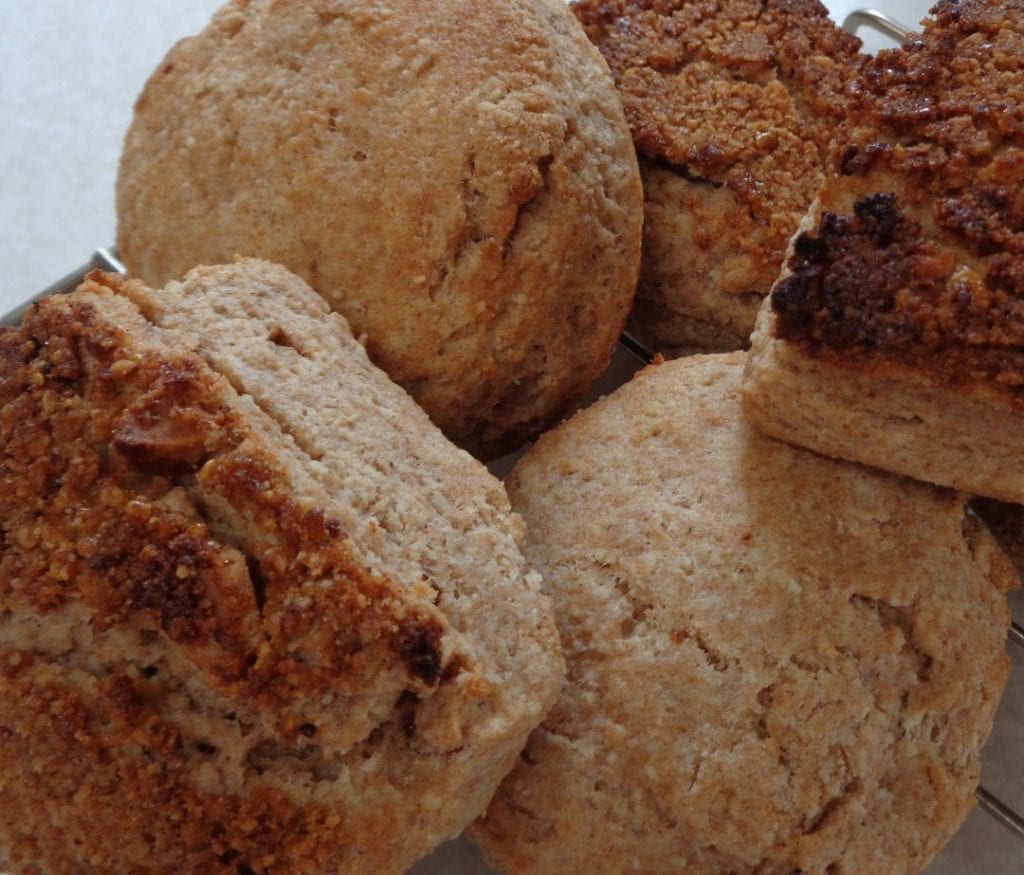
left=0, top=260, right=562, bottom=873
left=743, top=0, right=1024, bottom=501
left=116, top=0, right=643, bottom=458
left=572, top=0, right=864, bottom=355
left=472, top=353, right=1013, bottom=875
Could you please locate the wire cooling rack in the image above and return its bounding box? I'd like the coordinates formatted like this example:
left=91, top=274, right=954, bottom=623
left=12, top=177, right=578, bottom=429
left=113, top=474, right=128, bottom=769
left=3, top=7, right=1022, bottom=874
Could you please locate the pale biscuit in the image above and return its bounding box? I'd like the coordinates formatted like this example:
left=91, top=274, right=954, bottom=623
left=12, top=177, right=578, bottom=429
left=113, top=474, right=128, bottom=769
left=472, top=353, right=1013, bottom=875
left=117, top=0, right=643, bottom=458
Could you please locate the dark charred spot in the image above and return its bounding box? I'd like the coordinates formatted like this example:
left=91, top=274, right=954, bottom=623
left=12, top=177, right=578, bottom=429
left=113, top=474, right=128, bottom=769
left=398, top=624, right=444, bottom=686
left=771, top=272, right=816, bottom=333
left=853, top=193, right=901, bottom=246
left=299, top=723, right=317, bottom=738
left=245, top=554, right=268, bottom=614
left=838, top=142, right=892, bottom=176
left=141, top=664, right=159, bottom=679
left=793, top=232, right=828, bottom=262
left=820, top=211, right=852, bottom=239
left=396, top=691, right=419, bottom=738
left=196, top=742, right=218, bottom=756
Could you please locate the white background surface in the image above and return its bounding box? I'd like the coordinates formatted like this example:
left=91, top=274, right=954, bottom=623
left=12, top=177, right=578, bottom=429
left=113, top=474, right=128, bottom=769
left=2, top=1, right=1022, bottom=873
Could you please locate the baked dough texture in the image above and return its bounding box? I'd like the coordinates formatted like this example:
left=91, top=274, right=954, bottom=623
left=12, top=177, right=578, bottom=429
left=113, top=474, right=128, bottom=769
left=744, top=0, right=1024, bottom=501
left=116, top=0, right=643, bottom=458
left=572, top=0, right=864, bottom=354
left=472, top=353, right=1014, bottom=875
left=0, top=260, right=562, bottom=874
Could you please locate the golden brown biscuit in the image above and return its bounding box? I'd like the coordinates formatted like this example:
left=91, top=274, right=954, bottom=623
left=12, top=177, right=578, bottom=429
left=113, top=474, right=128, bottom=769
left=572, top=0, right=864, bottom=354
left=116, top=0, right=643, bottom=458
left=472, top=353, right=1013, bottom=875
left=744, top=0, right=1024, bottom=501
left=0, top=261, right=562, bottom=874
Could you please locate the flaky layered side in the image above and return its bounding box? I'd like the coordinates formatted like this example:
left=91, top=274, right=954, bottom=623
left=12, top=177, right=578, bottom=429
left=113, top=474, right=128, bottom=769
left=473, top=354, right=1013, bottom=875
left=0, top=261, right=562, bottom=874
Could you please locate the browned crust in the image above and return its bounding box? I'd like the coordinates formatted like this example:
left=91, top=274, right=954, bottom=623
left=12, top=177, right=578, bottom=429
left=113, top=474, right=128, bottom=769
left=842, top=0, right=1024, bottom=196
left=572, top=0, right=862, bottom=174
left=0, top=273, right=460, bottom=872
left=770, top=0, right=1024, bottom=395
left=772, top=193, right=1024, bottom=398
left=2, top=275, right=447, bottom=702
left=572, top=0, right=865, bottom=350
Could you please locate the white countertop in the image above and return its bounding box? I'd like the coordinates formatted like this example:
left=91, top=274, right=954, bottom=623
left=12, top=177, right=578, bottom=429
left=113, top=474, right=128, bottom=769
left=2, top=2, right=1022, bottom=874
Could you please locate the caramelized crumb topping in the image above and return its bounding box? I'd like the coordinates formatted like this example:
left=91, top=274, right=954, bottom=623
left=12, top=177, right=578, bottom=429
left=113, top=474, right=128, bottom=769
left=1, top=277, right=456, bottom=737
left=572, top=0, right=866, bottom=344
left=845, top=0, right=1024, bottom=193
left=773, top=0, right=1024, bottom=392
left=573, top=0, right=863, bottom=176
left=0, top=277, right=465, bottom=870
left=774, top=194, right=1024, bottom=392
